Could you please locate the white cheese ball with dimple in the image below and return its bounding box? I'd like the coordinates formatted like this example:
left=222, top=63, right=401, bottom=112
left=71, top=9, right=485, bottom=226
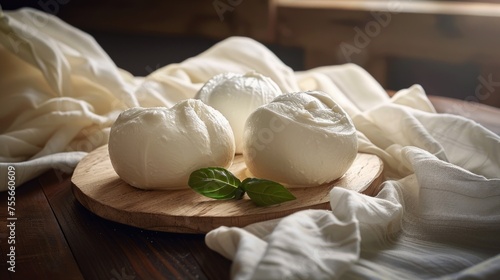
left=108, top=99, right=235, bottom=190
left=242, top=91, right=358, bottom=187
left=195, top=71, right=282, bottom=154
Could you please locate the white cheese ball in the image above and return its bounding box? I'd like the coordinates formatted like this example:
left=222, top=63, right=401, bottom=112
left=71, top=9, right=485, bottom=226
left=195, top=71, right=282, bottom=154
left=242, top=91, right=358, bottom=187
left=108, top=99, right=235, bottom=190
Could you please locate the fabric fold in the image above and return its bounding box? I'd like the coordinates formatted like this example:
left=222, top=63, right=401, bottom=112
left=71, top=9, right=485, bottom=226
left=207, top=210, right=362, bottom=280
left=0, top=8, right=298, bottom=187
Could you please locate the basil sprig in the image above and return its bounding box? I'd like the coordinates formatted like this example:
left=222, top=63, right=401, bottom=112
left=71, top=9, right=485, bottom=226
left=240, top=178, right=297, bottom=207
left=188, top=167, right=244, bottom=200
left=188, top=168, right=296, bottom=206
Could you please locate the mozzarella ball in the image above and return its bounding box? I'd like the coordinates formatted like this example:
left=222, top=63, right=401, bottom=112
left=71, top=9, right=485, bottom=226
left=195, top=71, right=282, bottom=154
left=242, top=91, right=358, bottom=187
left=108, top=99, right=235, bottom=190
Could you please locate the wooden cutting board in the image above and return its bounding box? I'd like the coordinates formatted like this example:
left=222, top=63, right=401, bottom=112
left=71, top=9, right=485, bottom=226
left=71, top=145, right=384, bottom=234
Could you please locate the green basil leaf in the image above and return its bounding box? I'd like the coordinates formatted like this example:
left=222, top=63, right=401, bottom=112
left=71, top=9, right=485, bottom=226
left=188, top=167, right=243, bottom=200
left=240, top=178, right=296, bottom=206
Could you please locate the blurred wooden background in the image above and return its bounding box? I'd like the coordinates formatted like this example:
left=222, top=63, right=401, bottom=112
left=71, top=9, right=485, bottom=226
left=2, top=0, right=500, bottom=108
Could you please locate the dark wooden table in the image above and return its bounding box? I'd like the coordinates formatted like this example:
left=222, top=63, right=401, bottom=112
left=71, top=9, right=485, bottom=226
left=0, top=170, right=231, bottom=279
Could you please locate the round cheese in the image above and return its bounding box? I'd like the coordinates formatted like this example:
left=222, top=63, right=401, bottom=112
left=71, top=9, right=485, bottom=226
left=108, top=99, right=235, bottom=190
left=195, top=71, right=282, bottom=154
left=242, top=91, right=358, bottom=187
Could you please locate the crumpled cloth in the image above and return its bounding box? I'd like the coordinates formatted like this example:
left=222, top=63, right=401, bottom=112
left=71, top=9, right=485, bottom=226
left=0, top=7, right=297, bottom=188
left=1, top=8, right=499, bottom=279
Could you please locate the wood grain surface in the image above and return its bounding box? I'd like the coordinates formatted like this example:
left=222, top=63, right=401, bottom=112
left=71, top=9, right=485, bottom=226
left=0, top=175, right=84, bottom=280
left=71, top=145, right=384, bottom=234
left=0, top=170, right=230, bottom=280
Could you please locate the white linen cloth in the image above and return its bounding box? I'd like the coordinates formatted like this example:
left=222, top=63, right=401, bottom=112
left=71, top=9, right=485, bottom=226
left=1, top=8, right=499, bottom=279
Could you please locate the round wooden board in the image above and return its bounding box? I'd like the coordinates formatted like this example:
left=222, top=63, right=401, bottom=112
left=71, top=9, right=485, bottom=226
left=71, top=145, right=384, bottom=234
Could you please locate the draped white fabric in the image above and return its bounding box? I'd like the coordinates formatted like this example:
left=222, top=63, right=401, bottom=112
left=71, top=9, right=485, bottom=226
left=1, top=8, right=499, bottom=279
